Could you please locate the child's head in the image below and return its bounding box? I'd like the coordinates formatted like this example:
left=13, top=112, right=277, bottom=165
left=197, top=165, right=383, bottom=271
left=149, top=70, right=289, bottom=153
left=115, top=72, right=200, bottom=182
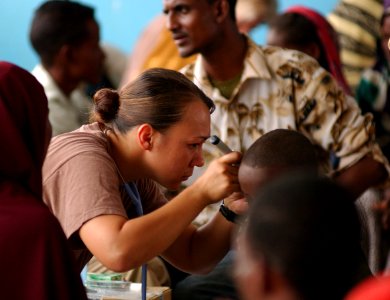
left=235, top=172, right=361, bottom=300
left=238, top=129, right=318, bottom=199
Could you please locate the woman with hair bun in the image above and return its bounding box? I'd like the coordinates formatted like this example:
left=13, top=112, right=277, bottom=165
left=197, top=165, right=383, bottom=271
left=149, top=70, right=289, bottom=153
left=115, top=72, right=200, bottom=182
left=42, top=68, right=242, bottom=276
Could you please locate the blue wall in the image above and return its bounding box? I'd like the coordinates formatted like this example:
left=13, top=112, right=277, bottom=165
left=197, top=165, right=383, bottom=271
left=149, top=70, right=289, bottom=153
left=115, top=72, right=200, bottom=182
left=1, top=0, right=338, bottom=71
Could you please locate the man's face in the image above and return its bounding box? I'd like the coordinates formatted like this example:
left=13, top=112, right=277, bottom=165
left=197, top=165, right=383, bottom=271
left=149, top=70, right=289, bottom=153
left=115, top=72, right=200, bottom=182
left=163, top=0, right=220, bottom=57
left=70, top=19, right=105, bottom=84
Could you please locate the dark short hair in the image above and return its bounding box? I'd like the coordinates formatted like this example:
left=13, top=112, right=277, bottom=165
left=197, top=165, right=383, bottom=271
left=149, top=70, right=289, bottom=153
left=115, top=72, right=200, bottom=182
left=246, top=172, right=361, bottom=300
left=29, top=0, right=95, bottom=66
left=242, top=129, right=318, bottom=170
left=207, top=0, right=237, bottom=21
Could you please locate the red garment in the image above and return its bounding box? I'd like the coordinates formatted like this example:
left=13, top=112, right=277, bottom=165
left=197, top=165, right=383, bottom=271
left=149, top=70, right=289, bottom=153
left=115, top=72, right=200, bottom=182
left=345, top=275, right=390, bottom=300
left=0, top=61, right=87, bottom=299
left=286, top=6, right=352, bottom=95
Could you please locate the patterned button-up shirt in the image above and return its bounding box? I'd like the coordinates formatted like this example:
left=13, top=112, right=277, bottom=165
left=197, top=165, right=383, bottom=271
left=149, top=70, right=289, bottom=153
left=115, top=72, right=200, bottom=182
left=182, top=37, right=389, bottom=178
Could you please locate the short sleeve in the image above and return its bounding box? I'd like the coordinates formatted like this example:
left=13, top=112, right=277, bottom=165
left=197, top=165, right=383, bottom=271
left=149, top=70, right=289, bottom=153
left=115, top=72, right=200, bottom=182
left=43, top=151, right=126, bottom=239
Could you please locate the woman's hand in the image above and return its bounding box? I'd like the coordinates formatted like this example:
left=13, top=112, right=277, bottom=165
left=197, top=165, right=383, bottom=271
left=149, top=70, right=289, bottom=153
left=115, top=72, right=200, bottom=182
left=224, top=192, right=248, bottom=215
left=193, top=151, right=242, bottom=205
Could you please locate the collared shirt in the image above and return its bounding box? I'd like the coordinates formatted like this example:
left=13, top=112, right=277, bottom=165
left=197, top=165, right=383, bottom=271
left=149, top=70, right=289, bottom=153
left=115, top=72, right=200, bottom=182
left=181, top=37, right=389, bottom=177
left=32, top=64, right=92, bottom=136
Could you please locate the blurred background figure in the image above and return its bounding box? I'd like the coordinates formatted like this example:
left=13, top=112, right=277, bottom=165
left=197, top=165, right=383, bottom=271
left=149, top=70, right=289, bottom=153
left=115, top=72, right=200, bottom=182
left=355, top=1, right=390, bottom=275
left=29, top=0, right=105, bottom=136
left=236, top=0, right=277, bottom=33
left=119, top=14, right=195, bottom=87
left=356, top=6, right=390, bottom=161
left=328, top=0, right=384, bottom=92
left=234, top=173, right=364, bottom=300
left=267, top=5, right=351, bottom=95
left=120, top=0, right=277, bottom=86
left=0, top=61, right=87, bottom=300
left=356, top=0, right=390, bottom=271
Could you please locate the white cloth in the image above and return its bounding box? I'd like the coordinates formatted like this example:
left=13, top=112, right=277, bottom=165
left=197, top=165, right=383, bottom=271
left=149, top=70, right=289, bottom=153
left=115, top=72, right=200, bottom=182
left=32, top=64, right=92, bottom=136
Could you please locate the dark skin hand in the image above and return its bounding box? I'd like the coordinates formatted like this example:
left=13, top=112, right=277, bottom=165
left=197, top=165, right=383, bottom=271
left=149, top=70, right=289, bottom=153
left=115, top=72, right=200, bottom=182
left=334, top=155, right=388, bottom=200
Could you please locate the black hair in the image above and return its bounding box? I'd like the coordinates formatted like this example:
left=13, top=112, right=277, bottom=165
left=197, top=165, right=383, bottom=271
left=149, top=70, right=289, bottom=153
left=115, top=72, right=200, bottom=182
left=207, top=0, right=237, bottom=21
left=29, top=0, right=95, bottom=67
left=268, top=12, right=329, bottom=71
left=242, top=129, right=318, bottom=170
left=246, top=172, right=362, bottom=300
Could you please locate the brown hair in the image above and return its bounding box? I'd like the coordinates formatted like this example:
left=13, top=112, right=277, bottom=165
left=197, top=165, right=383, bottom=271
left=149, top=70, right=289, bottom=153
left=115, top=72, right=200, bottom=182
left=90, top=68, right=215, bottom=133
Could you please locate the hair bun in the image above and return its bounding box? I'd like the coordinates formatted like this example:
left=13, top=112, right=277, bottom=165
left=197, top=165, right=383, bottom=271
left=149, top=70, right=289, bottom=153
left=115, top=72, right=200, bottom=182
left=93, top=88, right=120, bottom=122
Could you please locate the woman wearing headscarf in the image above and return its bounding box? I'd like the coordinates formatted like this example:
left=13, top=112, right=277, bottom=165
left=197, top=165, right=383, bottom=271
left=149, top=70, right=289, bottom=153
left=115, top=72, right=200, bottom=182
left=0, top=61, right=87, bottom=299
left=267, top=5, right=352, bottom=95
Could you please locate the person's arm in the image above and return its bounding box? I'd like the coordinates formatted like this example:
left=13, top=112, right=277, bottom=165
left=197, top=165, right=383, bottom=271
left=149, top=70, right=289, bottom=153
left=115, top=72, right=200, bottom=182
left=289, top=55, right=389, bottom=196
left=162, top=209, right=234, bottom=274
left=79, top=151, right=241, bottom=273
left=334, top=155, right=388, bottom=199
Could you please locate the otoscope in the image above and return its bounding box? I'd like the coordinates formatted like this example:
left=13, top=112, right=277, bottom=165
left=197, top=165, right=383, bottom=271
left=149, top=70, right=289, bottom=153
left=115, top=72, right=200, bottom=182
left=209, top=135, right=232, bottom=154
